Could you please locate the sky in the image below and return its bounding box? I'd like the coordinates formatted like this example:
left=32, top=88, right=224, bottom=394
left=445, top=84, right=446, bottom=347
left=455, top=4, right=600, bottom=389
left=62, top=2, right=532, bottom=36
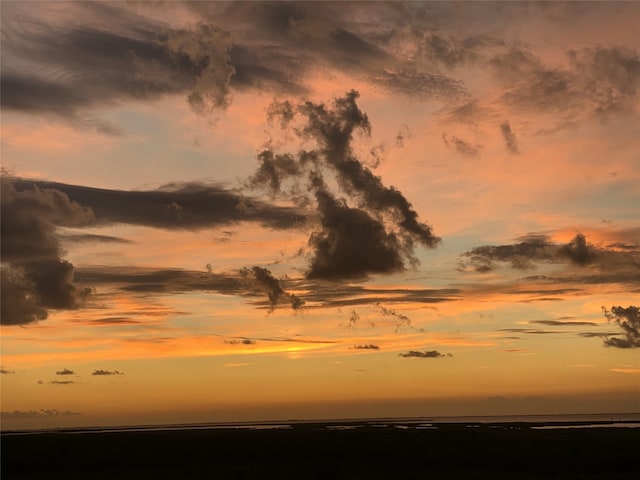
left=1, top=1, right=639, bottom=430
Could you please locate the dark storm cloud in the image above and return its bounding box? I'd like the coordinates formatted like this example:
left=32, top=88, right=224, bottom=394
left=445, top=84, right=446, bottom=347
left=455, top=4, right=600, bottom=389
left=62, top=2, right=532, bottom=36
left=307, top=185, right=406, bottom=279
left=92, top=369, right=124, bottom=376
left=240, top=266, right=304, bottom=311
left=602, top=306, right=640, bottom=348
left=1, top=177, right=94, bottom=325
left=557, top=233, right=596, bottom=266
left=398, top=350, right=451, bottom=358
left=500, top=121, right=519, bottom=154
left=10, top=178, right=307, bottom=231
left=56, top=369, right=75, bottom=376
left=250, top=91, right=439, bottom=280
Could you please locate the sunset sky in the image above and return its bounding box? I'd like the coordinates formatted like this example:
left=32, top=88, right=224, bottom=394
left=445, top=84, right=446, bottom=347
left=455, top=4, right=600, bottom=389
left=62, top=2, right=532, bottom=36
left=1, top=1, right=639, bottom=430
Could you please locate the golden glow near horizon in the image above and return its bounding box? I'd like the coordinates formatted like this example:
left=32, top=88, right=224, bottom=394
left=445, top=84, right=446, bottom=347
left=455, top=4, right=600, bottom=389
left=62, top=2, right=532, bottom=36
left=1, top=1, right=639, bottom=430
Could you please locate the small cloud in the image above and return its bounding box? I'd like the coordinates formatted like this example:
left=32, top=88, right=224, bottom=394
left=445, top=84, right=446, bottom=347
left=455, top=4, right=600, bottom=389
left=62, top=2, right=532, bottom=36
left=398, top=350, right=452, bottom=358
left=353, top=344, right=380, bottom=350
left=225, top=338, right=256, bottom=345
left=92, top=369, right=124, bottom=376
left=56, top=368, right=75, bottom=375
left=50, top=380, right=76, bottom=385
left=1, top=367, right=15, bottom=374
left=500, top=121, right=519, bottom=154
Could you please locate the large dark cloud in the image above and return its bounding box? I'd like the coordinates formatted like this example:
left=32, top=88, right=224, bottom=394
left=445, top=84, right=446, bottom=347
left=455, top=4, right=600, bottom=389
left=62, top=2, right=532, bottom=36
left=602, top=306, right=640, bottom=348
left=1, top=177, right=94, bottom=325
left=1, top=0, right=471, bottom=132
left=250, top=91, right=439, bottom=279
left=0, top=10, right=235, bottom=127
left=10, top=178, right=307, bottom=231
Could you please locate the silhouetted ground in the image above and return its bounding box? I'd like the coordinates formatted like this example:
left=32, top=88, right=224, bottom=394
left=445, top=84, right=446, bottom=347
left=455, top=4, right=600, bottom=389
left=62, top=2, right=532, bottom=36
left=2, top=422, right=639, bottom=479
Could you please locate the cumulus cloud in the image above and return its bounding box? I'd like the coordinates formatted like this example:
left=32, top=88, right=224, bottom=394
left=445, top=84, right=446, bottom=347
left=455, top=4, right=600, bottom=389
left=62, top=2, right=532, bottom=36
left=56, top=368, right=75, bottom=376
left=250, top=91, right=439, bottom=279
left=398, top=350, right=451, bottom=358
left=602, top=306, right=640, bottom=348
left=1, top=176, right=94, bottom=325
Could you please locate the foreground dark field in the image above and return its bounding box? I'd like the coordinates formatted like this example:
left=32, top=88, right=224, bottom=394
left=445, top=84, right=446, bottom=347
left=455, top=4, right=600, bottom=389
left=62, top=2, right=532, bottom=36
left=2, top=423, right=639, bottom=479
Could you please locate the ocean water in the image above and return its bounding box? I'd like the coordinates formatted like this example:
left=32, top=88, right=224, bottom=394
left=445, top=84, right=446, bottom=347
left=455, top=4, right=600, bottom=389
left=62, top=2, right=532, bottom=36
left=3, top=412, right=639, bottom=435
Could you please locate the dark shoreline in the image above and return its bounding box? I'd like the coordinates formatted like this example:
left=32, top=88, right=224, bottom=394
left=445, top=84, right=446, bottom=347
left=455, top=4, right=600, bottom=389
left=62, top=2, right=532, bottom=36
left=3, top=421, right=640, bottom=479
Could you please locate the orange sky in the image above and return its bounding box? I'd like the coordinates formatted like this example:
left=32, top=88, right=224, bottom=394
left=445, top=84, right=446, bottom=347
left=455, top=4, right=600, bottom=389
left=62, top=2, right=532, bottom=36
left=1, top=1, right=639, bottom=430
